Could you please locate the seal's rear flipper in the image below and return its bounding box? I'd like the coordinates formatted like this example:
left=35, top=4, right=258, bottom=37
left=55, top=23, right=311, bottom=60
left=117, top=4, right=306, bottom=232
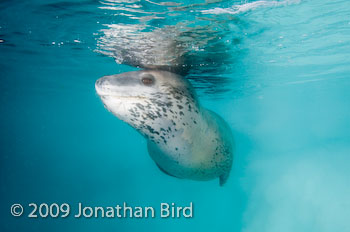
left=219, top=172, right=230, bottom=186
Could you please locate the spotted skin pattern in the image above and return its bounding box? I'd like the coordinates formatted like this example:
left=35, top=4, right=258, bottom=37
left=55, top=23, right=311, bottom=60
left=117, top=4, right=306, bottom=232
left=95, top=70, right=233, bottom=185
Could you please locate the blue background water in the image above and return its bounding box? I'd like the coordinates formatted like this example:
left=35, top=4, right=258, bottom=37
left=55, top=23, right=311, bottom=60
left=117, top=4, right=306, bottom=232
left=1, top=0, right=350, bottom=231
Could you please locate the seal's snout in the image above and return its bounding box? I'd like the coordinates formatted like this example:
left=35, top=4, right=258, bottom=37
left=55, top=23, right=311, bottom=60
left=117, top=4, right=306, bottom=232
left=95, top=76, right=109, bottom=88
left=95, top=76, right=111, bottom=96
left=95, top=74, right=133, bottom=97
left=95, top=77, right=103, bottom=87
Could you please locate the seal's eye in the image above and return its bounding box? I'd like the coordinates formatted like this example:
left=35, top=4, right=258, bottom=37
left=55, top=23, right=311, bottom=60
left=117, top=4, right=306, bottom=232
left=141, top=74, right=155, bottom=86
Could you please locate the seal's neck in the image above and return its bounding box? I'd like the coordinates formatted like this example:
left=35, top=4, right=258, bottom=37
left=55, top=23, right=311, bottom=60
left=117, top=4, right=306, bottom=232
left=123, top=98, right=205, bottom=148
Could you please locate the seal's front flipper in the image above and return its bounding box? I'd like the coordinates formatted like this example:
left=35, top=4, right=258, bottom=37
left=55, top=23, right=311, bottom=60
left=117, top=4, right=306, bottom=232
left=155, top=163, right=178, bottom=178
left=219, top=171, right=230, bottom=186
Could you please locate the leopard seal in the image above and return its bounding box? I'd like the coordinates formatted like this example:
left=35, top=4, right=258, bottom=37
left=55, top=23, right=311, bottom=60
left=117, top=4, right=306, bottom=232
left=95, top=70, right=233, bottom=185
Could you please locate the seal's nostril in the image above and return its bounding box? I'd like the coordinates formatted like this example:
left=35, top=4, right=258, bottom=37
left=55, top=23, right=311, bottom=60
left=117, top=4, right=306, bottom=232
left=95, top=77, right=113, bottom=95
left=96, top=77, right=107, bottom=87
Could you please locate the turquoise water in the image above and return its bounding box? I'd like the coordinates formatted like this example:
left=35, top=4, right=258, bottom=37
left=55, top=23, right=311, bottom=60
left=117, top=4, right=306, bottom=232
left=1, top=0, right=350, bottom=231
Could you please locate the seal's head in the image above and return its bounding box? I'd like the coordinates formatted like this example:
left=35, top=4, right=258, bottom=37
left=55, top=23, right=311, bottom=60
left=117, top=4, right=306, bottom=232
left=95, top=70, right=200, bottom=144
